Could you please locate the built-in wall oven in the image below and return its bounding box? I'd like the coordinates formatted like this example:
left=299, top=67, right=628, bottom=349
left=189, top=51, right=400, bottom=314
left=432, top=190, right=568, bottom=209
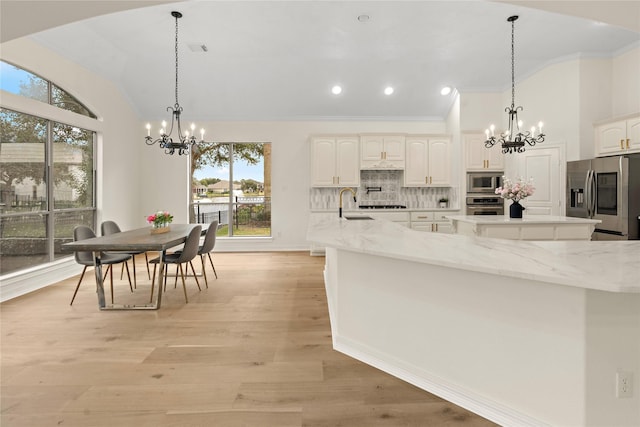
left=467, top=172, right=503, bottom=193
left=466, top=194, right=504, bottom=216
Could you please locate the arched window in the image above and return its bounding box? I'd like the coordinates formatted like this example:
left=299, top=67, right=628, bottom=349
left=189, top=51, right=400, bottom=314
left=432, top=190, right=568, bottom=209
left=1, top=61, right=96, bottom=118
left=0, top=61, right=96, bottom=275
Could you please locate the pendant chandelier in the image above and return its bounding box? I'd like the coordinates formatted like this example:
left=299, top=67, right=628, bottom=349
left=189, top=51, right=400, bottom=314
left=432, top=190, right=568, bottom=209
left=145, top=11, right=207, bottom=156
left=485, top=15, right=545, bottom=154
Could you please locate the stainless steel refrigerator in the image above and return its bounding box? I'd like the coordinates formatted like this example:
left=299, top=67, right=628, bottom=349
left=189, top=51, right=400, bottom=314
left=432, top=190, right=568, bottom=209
left=567, top=154, right=640, bottom=240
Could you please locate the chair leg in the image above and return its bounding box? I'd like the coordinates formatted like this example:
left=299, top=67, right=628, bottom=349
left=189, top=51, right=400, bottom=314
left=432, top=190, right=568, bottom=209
left=189, top=261, right=201, bottom=291
left=70, top=266, right=88, bottom=305
left=164, top=264, right=169, bottom=292
left=109, top=264, right=114, bottom=304
left=144, top=252, right=151, bottom=280
left=123, top=261, right=133, bottom=292
left=207, top=253, right=217, bottom=279
left=150, top=263, right=157, bottom=303
left=200, top=254, right=208, bottom=288
left=178, top=263, right=188, bottom=303
left=131, top=254, right=137, bottom=289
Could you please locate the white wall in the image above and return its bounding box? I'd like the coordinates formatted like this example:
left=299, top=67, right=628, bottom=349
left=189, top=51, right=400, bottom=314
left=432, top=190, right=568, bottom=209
left=458, top=92, right=504, bottom=132
left=611, top=45, right=640, bottom=117
left=445, top=93, right=462, bottom=187
left=578, top=58, right=613, bottom=160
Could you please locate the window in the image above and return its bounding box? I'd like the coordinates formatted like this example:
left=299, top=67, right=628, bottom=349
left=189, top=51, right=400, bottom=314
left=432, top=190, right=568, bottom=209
left=0, top=60, right=96, bottom=118
left=0, top=62, right=96, bottom=275
left=191, top=142, right=271, bottom=237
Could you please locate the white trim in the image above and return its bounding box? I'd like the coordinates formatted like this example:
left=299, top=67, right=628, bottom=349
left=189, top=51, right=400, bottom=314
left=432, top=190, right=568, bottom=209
left=0, top=257, right=80, bottom=302
left=333, top=335, right=549, bottom=427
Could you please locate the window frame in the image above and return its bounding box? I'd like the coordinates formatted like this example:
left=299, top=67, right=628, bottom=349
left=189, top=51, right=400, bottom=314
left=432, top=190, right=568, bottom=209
left=0, top=61, right=98, bottom=276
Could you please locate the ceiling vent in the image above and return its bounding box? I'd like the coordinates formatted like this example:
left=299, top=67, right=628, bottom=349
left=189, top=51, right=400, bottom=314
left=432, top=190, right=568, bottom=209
left=188, top=44, right=208, bottom=53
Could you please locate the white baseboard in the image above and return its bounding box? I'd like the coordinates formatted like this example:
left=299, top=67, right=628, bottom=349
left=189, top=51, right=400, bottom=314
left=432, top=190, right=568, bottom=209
left=0, top=257, right=81, bottom=303
left=333, top=335, right=548, bottom=427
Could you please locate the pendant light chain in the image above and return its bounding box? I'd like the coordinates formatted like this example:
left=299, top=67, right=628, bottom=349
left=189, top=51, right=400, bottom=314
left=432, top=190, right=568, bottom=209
left=174, top=13, right=180, bottom=109
left=510, top=18, right=515, bottom=110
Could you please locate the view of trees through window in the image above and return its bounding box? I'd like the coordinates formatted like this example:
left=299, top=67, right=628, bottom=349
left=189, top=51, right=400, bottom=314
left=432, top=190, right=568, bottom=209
left=191, top=142, right=271, bottom=237
left=0, top=61, right=96, bottom=275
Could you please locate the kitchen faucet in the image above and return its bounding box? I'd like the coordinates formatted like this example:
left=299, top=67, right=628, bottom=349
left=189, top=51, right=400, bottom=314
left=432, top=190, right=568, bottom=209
left=339, top=187, right=357, bottom=218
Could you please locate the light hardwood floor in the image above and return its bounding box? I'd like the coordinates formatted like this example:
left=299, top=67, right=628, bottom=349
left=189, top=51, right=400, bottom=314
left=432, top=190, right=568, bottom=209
left=1, top=251, right=497, bottom=427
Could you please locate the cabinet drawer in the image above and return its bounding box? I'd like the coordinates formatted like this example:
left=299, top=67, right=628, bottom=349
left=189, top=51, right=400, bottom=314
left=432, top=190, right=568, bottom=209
left=433, top=212, right=450, bottom=221
left=410, top=212, right=435, bottom=221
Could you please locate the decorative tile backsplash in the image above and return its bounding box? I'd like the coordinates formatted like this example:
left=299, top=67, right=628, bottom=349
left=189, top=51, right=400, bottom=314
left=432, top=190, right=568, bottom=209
left=310, top=170, right=458, bottom=210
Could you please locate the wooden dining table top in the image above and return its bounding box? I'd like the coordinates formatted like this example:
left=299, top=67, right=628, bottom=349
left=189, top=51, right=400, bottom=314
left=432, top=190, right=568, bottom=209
left=62, top=223, right=205, bottom=253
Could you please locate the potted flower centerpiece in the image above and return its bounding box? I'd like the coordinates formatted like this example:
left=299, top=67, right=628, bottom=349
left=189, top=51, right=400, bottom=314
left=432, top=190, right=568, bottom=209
left=495, top=176, right=535, bottom=218
left=147, top=210, right=173, bottom=234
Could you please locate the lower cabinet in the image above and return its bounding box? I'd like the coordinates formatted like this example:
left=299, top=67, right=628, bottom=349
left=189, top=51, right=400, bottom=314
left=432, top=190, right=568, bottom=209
left=409, top=211, right=453, bottom=233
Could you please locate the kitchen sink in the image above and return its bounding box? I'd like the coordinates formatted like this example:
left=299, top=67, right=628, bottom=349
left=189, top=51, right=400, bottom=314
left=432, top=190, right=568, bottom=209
left=344, top=215, right=374, bottom=220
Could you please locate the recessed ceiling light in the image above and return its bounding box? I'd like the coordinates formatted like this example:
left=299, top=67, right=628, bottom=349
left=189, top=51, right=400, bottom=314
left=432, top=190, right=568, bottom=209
left=357, top=14, right=370, bottom=22
left=331, top=85, right=342, bottom=95
left=384, top=86, right=394, bottom=96
left=440, top=86, right=452, bottom=96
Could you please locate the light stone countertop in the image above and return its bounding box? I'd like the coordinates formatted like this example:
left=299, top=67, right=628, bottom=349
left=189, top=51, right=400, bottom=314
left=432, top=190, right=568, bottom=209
left=307, top=213, right=640, bottom=293
left=446, top=215, right=601, bottom=225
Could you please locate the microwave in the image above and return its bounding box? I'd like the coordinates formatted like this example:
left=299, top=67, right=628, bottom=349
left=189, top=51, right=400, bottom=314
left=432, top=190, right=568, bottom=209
left=467, top=172, right=503, bottom=193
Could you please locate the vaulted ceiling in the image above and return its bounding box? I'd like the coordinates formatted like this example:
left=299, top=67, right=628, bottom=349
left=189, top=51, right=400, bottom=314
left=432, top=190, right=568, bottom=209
left=1, top=1, right=639, bottom=121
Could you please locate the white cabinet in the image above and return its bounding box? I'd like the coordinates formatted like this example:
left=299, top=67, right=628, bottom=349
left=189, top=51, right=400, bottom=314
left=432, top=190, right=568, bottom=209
left=404, top=137, right=451, bottom=187
left=310, top=136, right=359, bottom=187
left=410, top=211, right=453, bottom=233
left=595, top=116, right=640, bottom=156
left=465, top=133, right=504, bottom=171
left=360, top=135, right=405, bottom=169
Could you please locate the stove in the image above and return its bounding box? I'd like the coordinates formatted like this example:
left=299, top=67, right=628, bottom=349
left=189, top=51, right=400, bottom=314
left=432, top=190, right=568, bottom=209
left=358, top=205, right=407, bottom=209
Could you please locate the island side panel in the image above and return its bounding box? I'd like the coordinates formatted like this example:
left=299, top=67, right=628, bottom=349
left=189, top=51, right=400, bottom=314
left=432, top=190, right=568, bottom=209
left=329, top=248, right=589, bottom=426
left=585, top=290, right=640, bottom=426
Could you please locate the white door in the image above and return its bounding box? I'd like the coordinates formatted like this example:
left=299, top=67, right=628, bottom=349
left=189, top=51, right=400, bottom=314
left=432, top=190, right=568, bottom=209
left=510, top=147, right=563, bottom=216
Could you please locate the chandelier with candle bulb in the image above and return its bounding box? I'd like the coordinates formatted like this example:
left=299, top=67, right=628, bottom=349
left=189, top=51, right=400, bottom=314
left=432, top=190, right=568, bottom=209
left=485, top=15, right=545, bottom=154
left=145, top=11, right=208, bottom=155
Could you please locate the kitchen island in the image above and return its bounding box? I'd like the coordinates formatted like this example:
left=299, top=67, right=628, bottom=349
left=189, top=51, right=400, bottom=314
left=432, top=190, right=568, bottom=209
left=447, top=214, right=601, bottom=240
left=307, top=214, right=640, bottom=427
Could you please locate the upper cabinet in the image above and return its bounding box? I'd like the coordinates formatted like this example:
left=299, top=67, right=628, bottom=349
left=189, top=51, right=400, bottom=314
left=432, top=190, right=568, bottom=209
left=595, top=116, right=640, bottom=156
left=465, top=133, right=504, bottom=171
left=360, top=135, right=405, bottom=169
left=310, top=136, right=359, bottom=187
left=404, top=137, right=451, bottom=187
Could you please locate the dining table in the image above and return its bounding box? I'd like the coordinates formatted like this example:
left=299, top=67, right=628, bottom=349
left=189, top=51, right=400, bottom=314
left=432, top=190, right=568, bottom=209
left=62, top=223, right=206, bottom=310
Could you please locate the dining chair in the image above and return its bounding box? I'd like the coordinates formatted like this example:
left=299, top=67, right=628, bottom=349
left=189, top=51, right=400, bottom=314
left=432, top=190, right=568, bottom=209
left=174, top=220, right=219, bottom=287
left=101, top=220, right=151, bottom=289
left=149, top=225, right=202, bottom=303
left=70, top=225, right=133, bottom=305
left=198, top=220, right=218, bottom=287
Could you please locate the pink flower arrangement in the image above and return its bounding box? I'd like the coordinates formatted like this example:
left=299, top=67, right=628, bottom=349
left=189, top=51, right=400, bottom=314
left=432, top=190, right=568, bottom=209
left=495, top=176, right=535, bottom=202
left=147, top=211, right=173, bottom=228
